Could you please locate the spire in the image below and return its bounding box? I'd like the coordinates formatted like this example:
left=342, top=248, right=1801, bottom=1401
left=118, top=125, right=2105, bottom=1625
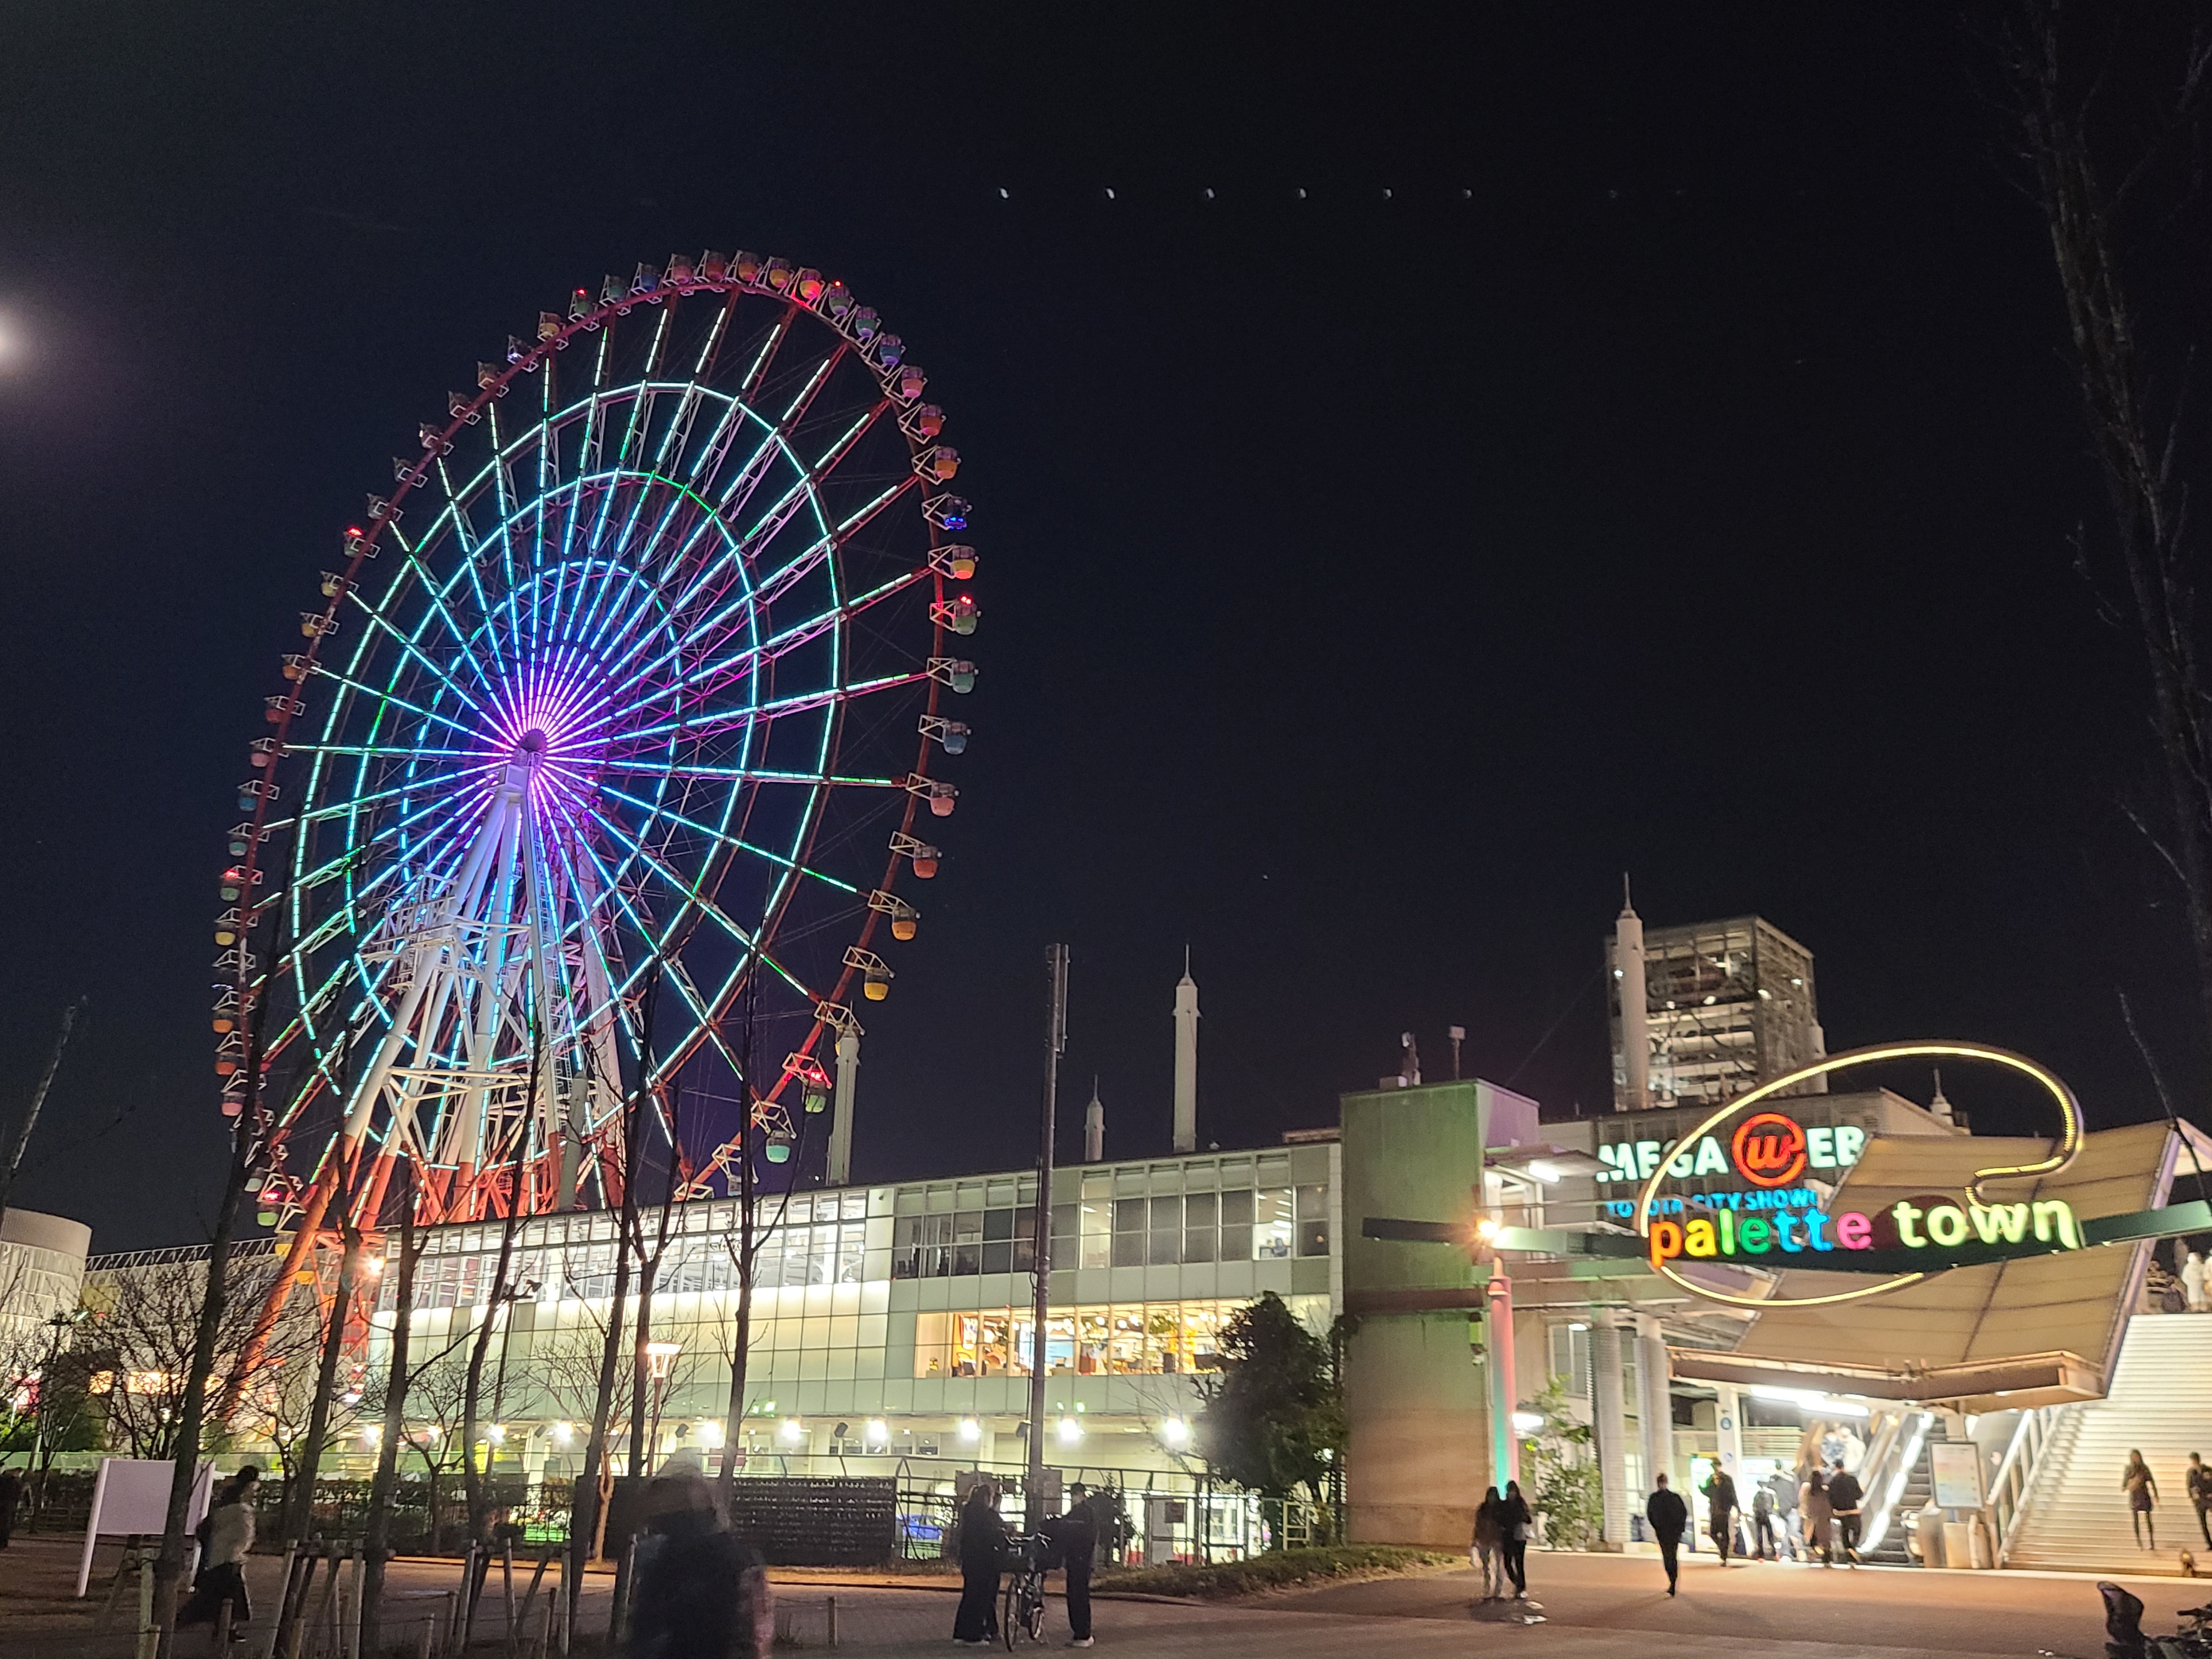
left=1620, top=872, right=1637, bottom=917
left=1084, top=1074, right=1104, bottom=1163
left=1615, top=878, right=1649, bottom=1112
left=1172, top=951, right=1200, bottom=1153
left=1928, top=1067, right=1965, bottom=1130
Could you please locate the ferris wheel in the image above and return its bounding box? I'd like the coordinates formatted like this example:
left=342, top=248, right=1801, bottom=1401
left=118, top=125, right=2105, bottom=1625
left=217, top=252, right=978, bottom=1241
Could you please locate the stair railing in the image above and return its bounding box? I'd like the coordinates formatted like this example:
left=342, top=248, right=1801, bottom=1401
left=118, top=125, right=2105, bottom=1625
left=1987, top=1402, right=2070, bottom=1566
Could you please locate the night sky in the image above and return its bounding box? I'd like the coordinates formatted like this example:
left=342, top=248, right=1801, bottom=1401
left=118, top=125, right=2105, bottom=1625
left=1, top=5, right=2192, bottom=1251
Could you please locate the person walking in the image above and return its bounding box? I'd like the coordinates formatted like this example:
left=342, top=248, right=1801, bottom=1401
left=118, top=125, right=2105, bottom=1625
left=951, top=1482, right=1007, bottom=1646
left=627, top=1471, right=774, bottom=1659
left=0, top=1464, right=21, bottom=1550
left=2125, top=1450, right=2160, bottom=1549
left=1799, top=1464, right=1832, bottom=1565
left=1471, top=1486, right=1505, bottom=1601
left=2186, top=1251, right=2208, bottom=1313
left=180, top=1465, right=261, bottom=1634
left=1046, top=1483, right=1099, bottom=1649
left=1645, top=1473, right=1689, bottom=1597
left=1701, top=1466, right=1740, bottom=1565
left=1825, top=1463, right=1864, bottom=1566
left=1500, top=1480, right=1533, bottom=1600
left=2189, top=1454, right=2212, bottom=1549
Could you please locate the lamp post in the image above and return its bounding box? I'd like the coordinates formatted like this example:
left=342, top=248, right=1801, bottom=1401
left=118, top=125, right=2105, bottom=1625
left=645, top=1342, right=682, bottom=1472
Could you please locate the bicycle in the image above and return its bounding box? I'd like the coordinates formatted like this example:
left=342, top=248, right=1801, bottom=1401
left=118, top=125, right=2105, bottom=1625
left=1001, top=1533, right=1048, bottom=1649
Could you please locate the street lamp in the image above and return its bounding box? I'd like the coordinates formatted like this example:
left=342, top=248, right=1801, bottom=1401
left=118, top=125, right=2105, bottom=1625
left=645, top=1341, right=683, bottom=1465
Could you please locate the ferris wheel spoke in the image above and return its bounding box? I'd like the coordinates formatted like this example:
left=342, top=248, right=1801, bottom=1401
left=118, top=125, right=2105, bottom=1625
left=595, top=783, right=859, bottom=894
left=610, top=669, right=927, bottom=751
left=738, top=306, right=797, bottom=398
left=425, top=462, right=512, bottom=689
left=597, top=760, right=905, bottom=790
left=308, top=668, right=484, bottom=745
left=353, top=556, right=499, bottom=717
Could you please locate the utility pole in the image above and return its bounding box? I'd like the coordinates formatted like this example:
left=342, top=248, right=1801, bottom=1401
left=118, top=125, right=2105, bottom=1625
left=1026, top=945, right=1069, bottom=1530
left=0, top=999, right=84, bottom=1224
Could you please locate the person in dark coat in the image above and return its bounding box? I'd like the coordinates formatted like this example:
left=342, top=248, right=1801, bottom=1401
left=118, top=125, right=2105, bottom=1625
left=0, top=1466, right=21, bottom=1549
left=1750, top=1479, right=1777, bottom=1561
left=1701, top=1467, right=1740, bottom=1564
left=627, top=1472, right=772, bottom=1659
left=1823, top=1463, right=1865, bottom=1566
left=1645, top=1473, right=1689, bottom=1597
left=1499, top=1480, right=1533, bottom=1600
left=1043, top=1484, right=1098, bottom=1647
left=951, top=1482, right=1006, bottom=1646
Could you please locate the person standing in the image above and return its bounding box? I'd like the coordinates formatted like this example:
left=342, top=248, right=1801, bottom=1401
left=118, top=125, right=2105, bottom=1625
left=1824, top=1463, right=1864, bottom=1566
left=1645, top=1474, right=1688, bottom=1597
left=1799, top=1465, right=1832, bottom=1566
left=2189, top=1453, right=2212, bottom=1549
left=1048, top=1483, right=1099, bottom=1649
left=1701, top=1466, right=1740, bottom=1565
left=1470, top=1487, right=1505, bottom=1601
left=627, top=1471, right=774, bottom=1659
left=1500, top=1480, right=1533, bottom=1600
left=1750, top=1480, right=1776, bottom=1561
left=951, top=1482, right=1006, bottom=1646
left=180, top=1465, right=261, bottom=1633
left=2186, top=1251, right=2208, bottom=1314
left=0, top=1465, right=21, bottom=1550
left=2125, top=1450, right=2160, bottom=1549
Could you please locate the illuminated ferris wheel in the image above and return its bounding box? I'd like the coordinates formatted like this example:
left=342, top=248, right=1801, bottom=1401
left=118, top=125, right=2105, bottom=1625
left=216, top=251, right=978, bottom=1241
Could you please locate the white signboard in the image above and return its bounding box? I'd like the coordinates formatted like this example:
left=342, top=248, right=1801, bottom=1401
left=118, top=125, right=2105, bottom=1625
left=76, top=1459, right=214, bottom=1597
left=1931, top=1442, right=1983, bottom=1511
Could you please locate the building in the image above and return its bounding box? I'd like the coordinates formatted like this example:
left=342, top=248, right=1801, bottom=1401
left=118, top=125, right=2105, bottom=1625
left=0, top=1208, right=91, bottom=1338
left=1611, top=906, right=1825, bottom=1111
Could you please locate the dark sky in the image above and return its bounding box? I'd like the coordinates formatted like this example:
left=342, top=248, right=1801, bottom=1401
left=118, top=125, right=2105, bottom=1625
left=1, top=4, right=2194, bottom=1251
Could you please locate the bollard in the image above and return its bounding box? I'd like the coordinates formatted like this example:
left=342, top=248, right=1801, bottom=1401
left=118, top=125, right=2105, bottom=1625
left=134, top=1558, right=155, bottom=1659
left=416, top=1616, right=433, bottom=1659
left=827, top=1594, right=838, bottom=1647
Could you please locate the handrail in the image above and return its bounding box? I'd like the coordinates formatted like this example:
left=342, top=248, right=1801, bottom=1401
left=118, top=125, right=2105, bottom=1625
left=1860, top=1410, right=1932, bottom=1555
left=1988, top=1403, right=2069, bottom=1565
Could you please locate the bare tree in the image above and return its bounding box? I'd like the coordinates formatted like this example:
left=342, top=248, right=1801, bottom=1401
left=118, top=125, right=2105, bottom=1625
left=357, top=1161, right=422, bottom=1659
left=461, top=1025, right=540, bottom=1554
left=2005, top=2, right=2212, bottom=1059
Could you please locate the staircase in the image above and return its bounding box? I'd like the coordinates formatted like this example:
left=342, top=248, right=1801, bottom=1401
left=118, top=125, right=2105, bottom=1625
left=2005, top=1316, right=2212, bottom=1575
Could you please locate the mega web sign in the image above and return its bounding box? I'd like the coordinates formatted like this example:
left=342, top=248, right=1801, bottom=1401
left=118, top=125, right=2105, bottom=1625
left=1627, top=1043, right=2094, bottom=1311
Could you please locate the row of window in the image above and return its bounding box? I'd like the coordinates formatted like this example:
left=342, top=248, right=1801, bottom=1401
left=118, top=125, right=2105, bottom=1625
left=890, top=1186, right=1330, bottom=1279
left=376, top=1223, right=874, bottom=1311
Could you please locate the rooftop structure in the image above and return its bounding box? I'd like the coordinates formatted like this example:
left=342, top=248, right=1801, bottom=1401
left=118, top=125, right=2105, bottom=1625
left=1611, top=910, right=1825, bottom=1111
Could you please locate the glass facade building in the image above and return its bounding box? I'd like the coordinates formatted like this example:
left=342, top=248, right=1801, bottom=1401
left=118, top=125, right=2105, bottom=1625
left=364, top=1142, right=1341, bottom=1489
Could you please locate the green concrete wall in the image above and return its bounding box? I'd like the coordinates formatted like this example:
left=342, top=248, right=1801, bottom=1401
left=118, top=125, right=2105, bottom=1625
left=1339, top=1080, right=1492, bottom=1547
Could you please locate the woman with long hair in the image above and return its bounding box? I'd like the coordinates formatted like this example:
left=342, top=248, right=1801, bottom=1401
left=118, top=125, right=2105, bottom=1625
left=2124, top=1450, right=2160, bottom=1549
left=1470, top=1487, right=1504, bottom=1601
left=952, top=1481, right=1007, bottom=1645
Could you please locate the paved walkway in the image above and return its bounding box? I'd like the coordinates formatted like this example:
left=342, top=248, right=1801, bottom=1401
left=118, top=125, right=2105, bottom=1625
left=7, top=1534, right=2208, bottom=1657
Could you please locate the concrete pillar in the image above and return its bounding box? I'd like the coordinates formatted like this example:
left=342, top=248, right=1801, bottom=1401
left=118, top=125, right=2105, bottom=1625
left=1715, top=1382, right=1743, bottom=1481
left=1485, top=1261, right=1520, bottom=1489
left=1593, top=1317, right=1630, bottom=1545
left=827, top=1028, right=860, bottom=1187
left=1638, top=1317, right=1674, bottom=1494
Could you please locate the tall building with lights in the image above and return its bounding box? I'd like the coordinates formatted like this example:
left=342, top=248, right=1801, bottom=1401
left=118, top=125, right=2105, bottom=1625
left=1609, top=911, right=1824, bottom=1111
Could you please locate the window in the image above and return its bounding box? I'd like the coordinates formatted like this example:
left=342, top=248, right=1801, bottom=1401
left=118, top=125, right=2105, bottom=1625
left=1148, top=1195, right=1181, bottom=1266
left=1295, top=1183, right=1330, bottom=1257
left=1183, top=1191, right=1217, bottom=1263
left=1255, top=1190, right=1295, bottom=1259
left=1112, top=1198, right=1146, bottom=1267
left=1218, top=1188, right=1254, bottom=1262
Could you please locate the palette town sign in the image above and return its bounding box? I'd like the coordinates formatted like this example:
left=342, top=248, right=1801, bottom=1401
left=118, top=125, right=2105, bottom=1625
left=1632, top=1042, right=2087, bottom=1311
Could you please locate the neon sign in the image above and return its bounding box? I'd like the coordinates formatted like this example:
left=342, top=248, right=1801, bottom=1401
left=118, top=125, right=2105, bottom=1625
left=1595, top=1119, right=1863, bottom=1185
left=1630, top=1041, right=2085, bottom=1311
left=1646, top=1197, right=2080, bottom=1270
